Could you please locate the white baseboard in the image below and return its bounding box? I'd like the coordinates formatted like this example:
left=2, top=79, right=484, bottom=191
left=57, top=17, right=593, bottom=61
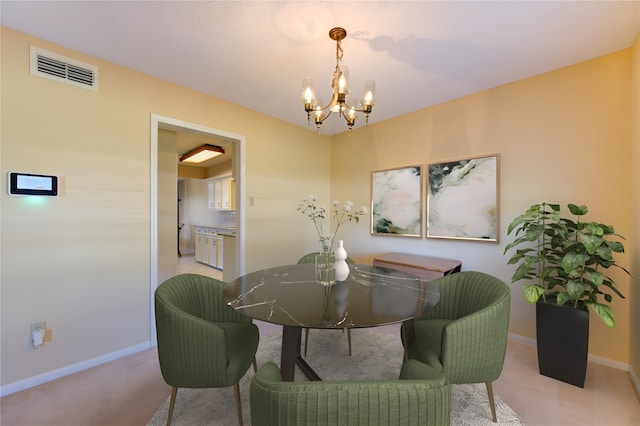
left=2, top=333, right=636, bottom=398
left=0, top=341, right=152, bottom=397
left=508, top=332, right=536, bottom=347
left=508, top=332, right=629, bottom=371
left=588, top=351, right=630, bottom=371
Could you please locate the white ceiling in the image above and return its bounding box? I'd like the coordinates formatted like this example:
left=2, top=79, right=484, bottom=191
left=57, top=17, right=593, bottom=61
left=2, top=1, right=639, bottom=137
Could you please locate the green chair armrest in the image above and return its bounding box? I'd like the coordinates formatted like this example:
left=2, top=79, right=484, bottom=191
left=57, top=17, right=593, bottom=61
left=440, top=295, right=510, bottom=383
left=253, top=360, right=283, bottom=382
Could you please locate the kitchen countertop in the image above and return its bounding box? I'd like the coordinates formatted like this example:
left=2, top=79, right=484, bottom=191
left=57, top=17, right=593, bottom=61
left=194, top=225, right=236, bottom=235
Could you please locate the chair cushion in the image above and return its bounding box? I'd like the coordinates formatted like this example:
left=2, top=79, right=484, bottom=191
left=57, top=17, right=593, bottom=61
left=399, top=359, right=445, bottom=381
left=406, top=319, right=451, bottom=371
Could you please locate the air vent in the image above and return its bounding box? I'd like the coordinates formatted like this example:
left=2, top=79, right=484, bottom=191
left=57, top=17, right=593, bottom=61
left=30, top=46, right=98, bottom=91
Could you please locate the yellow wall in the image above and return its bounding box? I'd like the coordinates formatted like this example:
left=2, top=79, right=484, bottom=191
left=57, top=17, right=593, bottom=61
left=0, top=25, right=636, bottom=392
left=158, top=129, right=178, bottom=285
left=630, top=33, right=640, bottom=393
left=0, top=27, right=328, bottom=389
left=177, top=164, right=207, bottom=179
left=331, top=49, right=634, bottom=363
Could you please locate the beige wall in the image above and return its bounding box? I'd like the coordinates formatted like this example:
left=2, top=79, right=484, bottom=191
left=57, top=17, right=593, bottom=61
left=0, top=27, right=328, bottom=390
left=1, top=25, right=637, bottom=392
left=630, top=33, right=640, bottom=393
left=158, top=129, right=178, bottom=284
left=177, top=164, right=207, bottom=180
left=331, top=49, right=634, bottom=363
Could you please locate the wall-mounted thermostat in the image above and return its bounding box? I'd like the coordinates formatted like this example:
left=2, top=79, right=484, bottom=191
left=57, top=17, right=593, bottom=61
left=8, top=172, right=58, bottom=196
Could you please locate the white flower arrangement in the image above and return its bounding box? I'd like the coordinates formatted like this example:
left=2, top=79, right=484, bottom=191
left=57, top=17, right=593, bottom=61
left=297, top=195, right=368, bottom=254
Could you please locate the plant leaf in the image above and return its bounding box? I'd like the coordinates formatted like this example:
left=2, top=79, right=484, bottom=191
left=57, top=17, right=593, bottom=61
left=556, top=292, right=572, bottom=305
left=547, top=203, right=561, bottom=212
left=504, top=236, right=533, bottom=254
left=568, top=204, right=588, bottom=216
left=524, top=224, right=544, bottom=242
left=578, top=232, right=604, bottom=255
left=523, top=285, right=545, bottom=303
left=562, top=252, right=590, bottom=275
left=606, top=240, right=625, bottom=253
left=584, top=270, right=605, bottom=286
left=566, top=280, right=587, bottom=299
left=585, top=302, right=615, bottom=327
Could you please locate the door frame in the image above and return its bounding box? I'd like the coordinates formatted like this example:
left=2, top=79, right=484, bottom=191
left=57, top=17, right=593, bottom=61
left=150, top=114, right=246, bottom=345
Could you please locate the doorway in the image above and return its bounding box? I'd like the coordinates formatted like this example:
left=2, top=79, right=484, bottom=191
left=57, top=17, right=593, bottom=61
left=149, top=114, right=246, bottom=345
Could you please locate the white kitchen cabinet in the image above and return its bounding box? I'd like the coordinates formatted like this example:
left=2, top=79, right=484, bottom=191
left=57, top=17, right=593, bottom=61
left=218, top=180, right=230, bottom=210
left=216, top=235, right=223, bottom=269
left=207, top=177, right=236, bottom=211
left=194, top=227, right=225, bottom=270
left=207, top=235, right=217, bottom=268
left=195, top=230, right=208, bottom=263
left=207, top=182, right=215, bottom=209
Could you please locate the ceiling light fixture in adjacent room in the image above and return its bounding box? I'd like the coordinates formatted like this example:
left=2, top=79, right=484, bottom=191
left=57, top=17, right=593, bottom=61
left=179, top=144, right=225, bottom=164
left=301, top=27, right=376, bottom=134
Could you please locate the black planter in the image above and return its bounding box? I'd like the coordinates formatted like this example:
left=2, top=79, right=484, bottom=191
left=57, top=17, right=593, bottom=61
left=536, top=301, right=589, bottom=387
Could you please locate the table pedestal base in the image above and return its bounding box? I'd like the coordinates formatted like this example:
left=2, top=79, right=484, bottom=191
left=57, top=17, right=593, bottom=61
left=280, top=321, right=415, bottom=381
left=281, top=325, right=321, bottom=381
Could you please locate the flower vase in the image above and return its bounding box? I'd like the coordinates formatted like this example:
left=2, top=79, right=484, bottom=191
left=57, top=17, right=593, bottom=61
left=332, top=280, right=349, bottom=318
left=334, top=240, right=350, bottom=281
left=315, top=253, right=336, bottom=286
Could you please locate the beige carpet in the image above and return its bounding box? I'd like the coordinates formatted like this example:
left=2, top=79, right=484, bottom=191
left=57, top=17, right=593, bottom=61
left=148, top=328, right=523, bottom=425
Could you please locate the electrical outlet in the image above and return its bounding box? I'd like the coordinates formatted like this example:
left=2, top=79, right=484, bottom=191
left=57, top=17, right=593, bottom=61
left=30, top=321, right=46, bottom=335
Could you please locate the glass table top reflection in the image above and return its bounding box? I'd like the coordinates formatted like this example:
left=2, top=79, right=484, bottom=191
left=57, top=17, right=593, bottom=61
left=223, top=263, right=440, bottom=330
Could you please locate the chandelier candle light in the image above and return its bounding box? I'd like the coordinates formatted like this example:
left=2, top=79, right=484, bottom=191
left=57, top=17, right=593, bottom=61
left=302, top=27, right=376, bottom=134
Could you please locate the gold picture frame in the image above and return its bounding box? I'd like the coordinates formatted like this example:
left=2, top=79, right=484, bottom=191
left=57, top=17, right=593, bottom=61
left=371, top=165, right=422, bottom=238
left=426, top=153, right=500, bottom=242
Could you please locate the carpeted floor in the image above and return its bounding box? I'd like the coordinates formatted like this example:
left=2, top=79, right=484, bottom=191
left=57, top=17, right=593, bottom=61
left=148, top=328, right=523, bottom=425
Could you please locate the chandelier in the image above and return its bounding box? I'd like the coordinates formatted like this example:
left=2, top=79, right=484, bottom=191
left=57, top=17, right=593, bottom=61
left=301, top=27, right=376, bottom=133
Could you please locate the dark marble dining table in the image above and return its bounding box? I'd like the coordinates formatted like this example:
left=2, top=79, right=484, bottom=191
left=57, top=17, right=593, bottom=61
left=223, top=263, right=440, bottom=381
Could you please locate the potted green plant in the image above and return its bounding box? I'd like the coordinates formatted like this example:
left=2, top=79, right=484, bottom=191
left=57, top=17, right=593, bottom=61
left=503, top=202, right=630, bottom=387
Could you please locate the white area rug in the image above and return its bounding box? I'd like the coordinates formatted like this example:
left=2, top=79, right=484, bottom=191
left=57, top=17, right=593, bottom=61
left=148, top=328, right=523, bottom=425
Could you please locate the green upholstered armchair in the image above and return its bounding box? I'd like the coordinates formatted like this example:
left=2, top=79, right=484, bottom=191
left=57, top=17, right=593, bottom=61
left=155, top=273, right=259, bottom=426
left=250, top=359, right=451, bottom=426
left=297, top=252, right=356, bottom=356
left=401, top=271, right=510, bottom=423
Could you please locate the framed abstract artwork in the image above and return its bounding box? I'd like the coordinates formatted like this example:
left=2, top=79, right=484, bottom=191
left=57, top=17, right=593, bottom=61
left=426, top=153, right=499, bottom=242
left=371, top=165, right=422, bottom=237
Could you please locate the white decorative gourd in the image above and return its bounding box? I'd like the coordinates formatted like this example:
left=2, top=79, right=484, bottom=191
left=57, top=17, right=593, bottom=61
left=334, top=240, right=350, bottom=281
